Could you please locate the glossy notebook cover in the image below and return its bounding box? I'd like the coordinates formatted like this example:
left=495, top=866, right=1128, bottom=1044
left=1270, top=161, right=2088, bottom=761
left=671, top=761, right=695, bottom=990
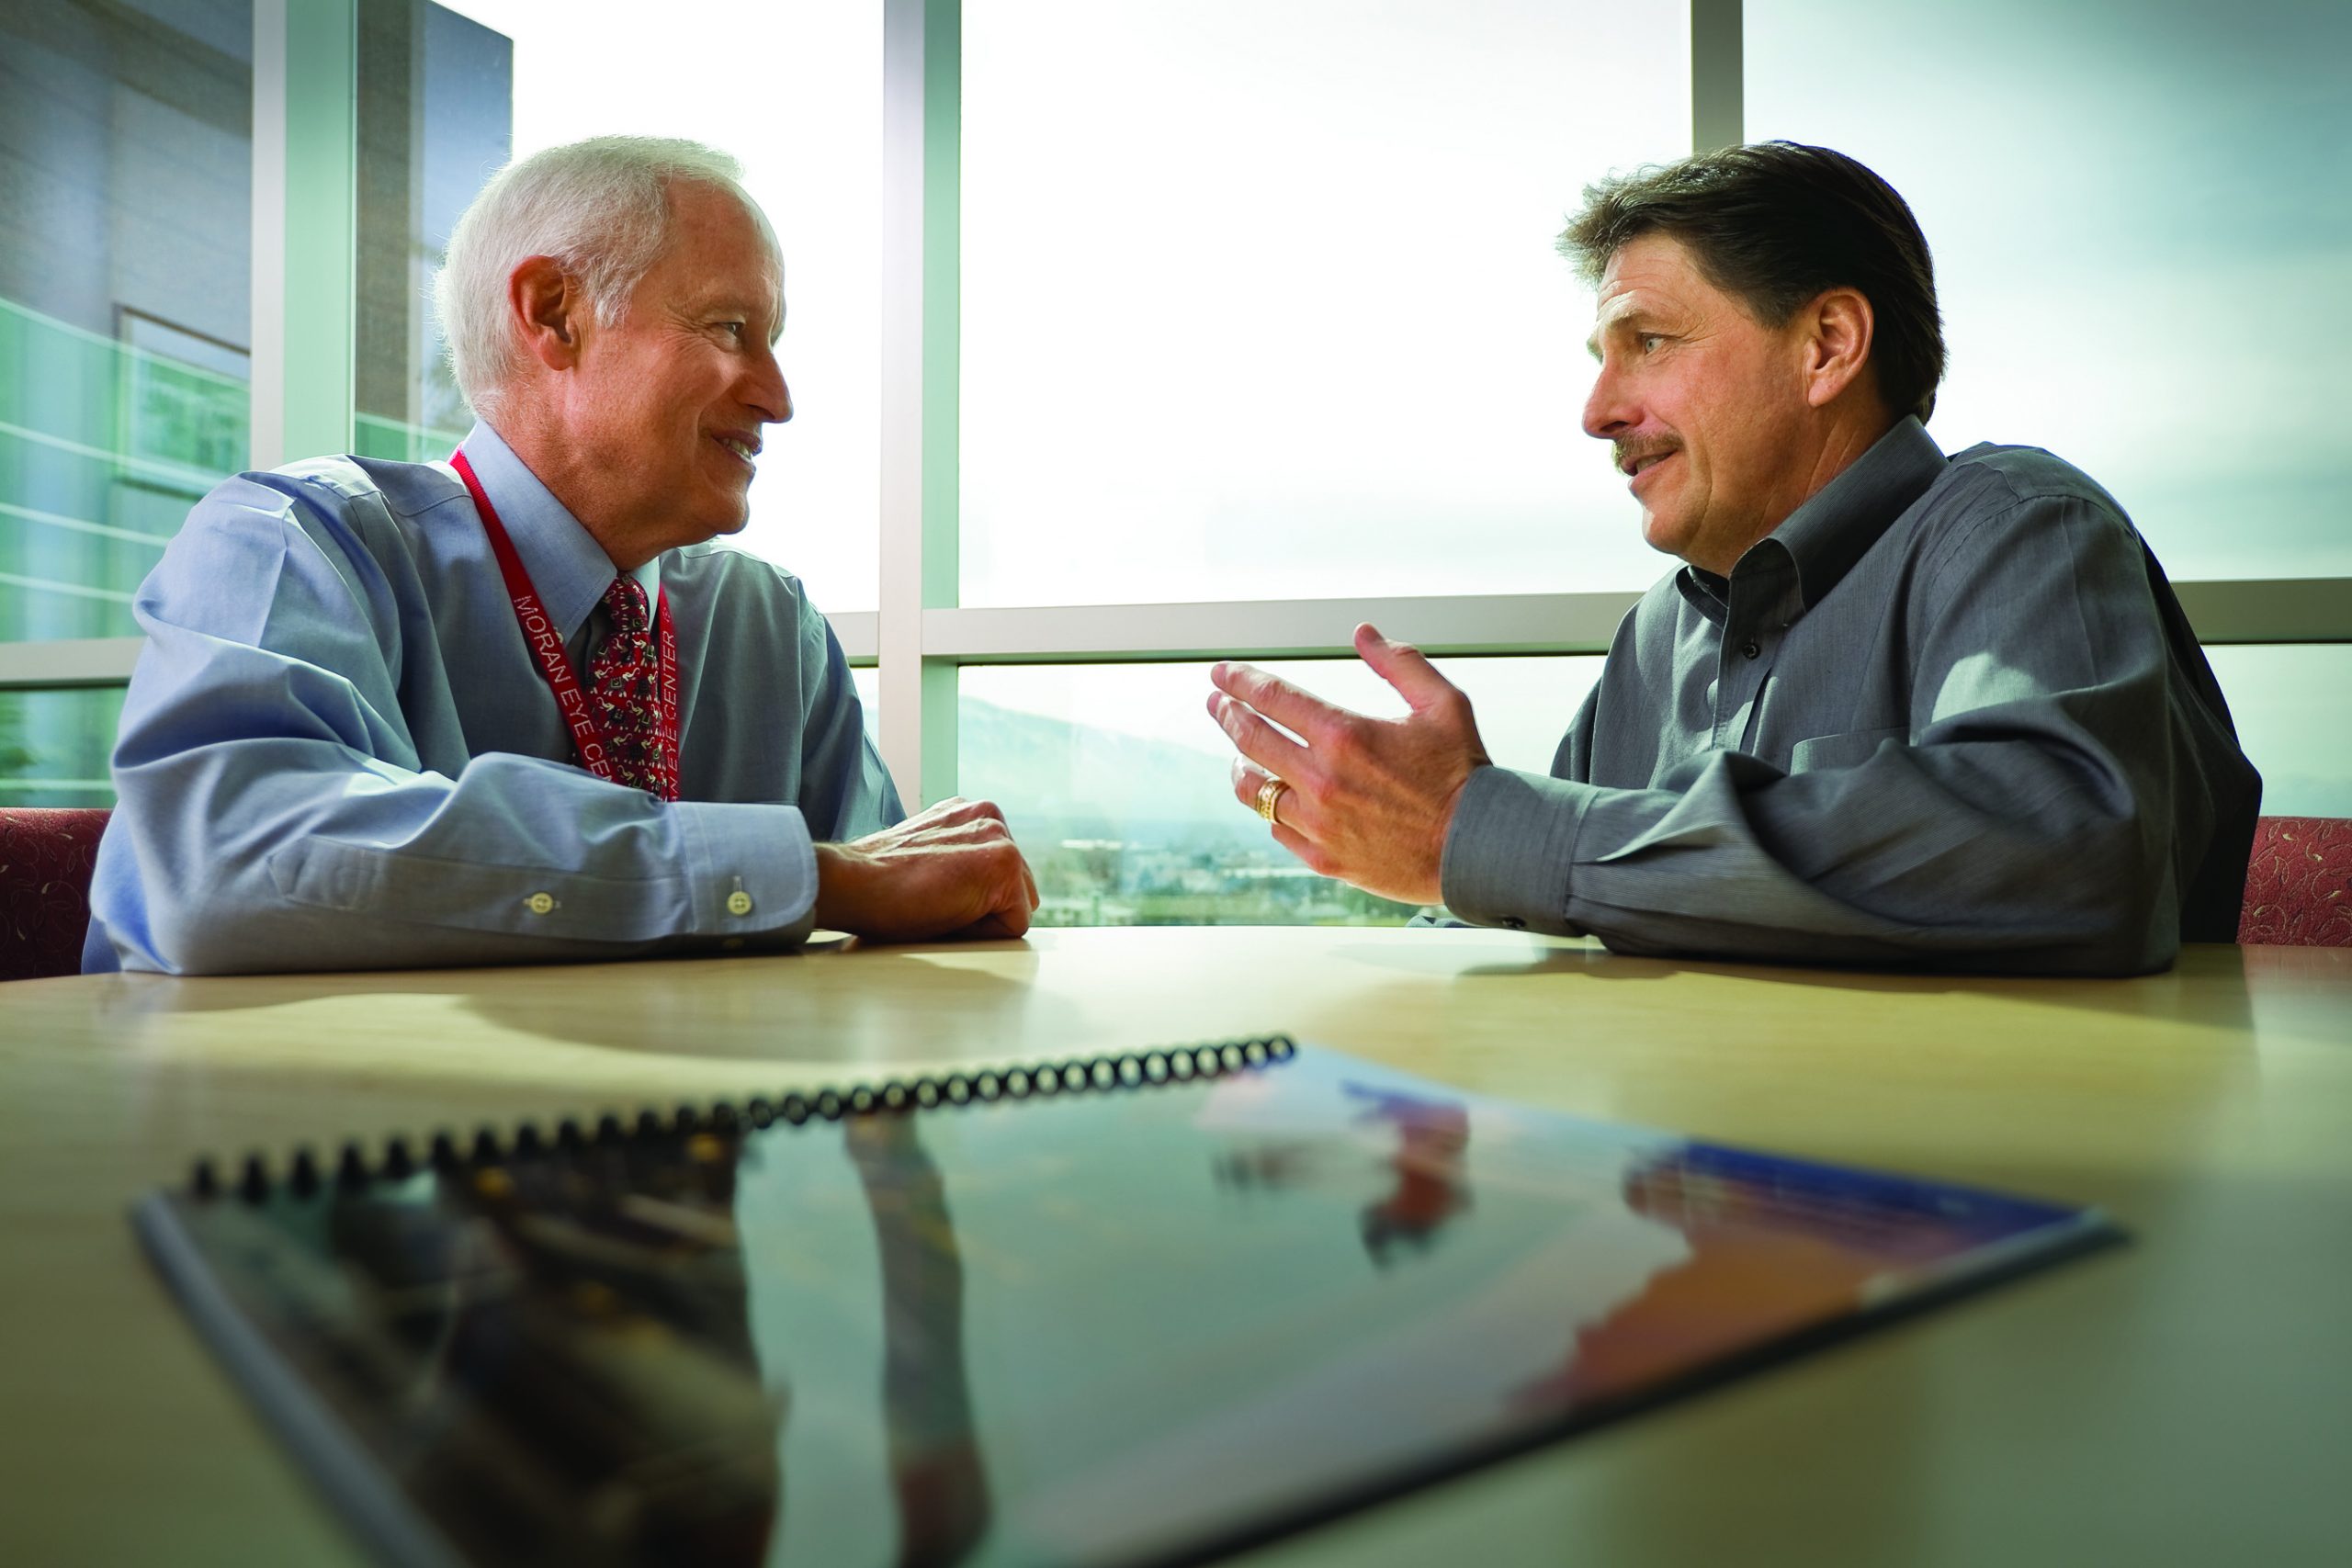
left=134, top=1041, right=2118, bottom=1568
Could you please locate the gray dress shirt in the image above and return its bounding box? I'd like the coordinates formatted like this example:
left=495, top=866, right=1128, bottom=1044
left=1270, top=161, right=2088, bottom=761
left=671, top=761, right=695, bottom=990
left=1439, top=417, right=2260, bottom=975
left=85, top=422, right=900, bottom=975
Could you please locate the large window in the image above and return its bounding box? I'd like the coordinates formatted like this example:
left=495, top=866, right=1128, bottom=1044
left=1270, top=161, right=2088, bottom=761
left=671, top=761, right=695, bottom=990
left=1, top=0, right=254, bottom=806
left=1746, top=0, right=2352, bottom=582
left=3, top=0, right=2345, bottom=895
left=1, top=0, right=254, bottom=647
left=959, top=0, right=1692, bottom=609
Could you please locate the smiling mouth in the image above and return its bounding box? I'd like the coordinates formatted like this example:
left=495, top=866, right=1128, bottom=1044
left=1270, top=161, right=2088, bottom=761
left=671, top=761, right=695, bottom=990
left=1621, top=447, right=1677, bottom=484
left=713, top=434, right=761, bottom=469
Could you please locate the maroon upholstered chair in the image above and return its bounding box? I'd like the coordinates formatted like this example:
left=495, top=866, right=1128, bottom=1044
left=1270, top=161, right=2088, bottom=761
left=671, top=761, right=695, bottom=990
left=0, top=807, right=112, bottom=981
left=2237, top=816, right=2352, bottom=948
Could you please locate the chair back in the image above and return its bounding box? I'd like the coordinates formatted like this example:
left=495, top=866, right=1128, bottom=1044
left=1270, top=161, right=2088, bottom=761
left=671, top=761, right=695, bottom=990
left=2238, top=816, right=2352, bottom=948
left=1, top=807, right=112, bottom=981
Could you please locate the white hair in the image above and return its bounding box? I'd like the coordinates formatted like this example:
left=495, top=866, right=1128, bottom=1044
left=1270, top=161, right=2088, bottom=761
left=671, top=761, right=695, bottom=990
left=434, top=135, right=775, bottom=419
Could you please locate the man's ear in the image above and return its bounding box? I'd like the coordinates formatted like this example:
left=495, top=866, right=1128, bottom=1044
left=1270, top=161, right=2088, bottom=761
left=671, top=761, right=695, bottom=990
left=1800, top=286, right=1874, bottom=410
left=509, top=254, right=583, bottom=372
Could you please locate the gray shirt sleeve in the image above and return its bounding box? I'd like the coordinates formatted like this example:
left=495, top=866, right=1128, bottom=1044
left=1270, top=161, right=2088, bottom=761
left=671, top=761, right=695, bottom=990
left=1440, top=487, right=2206, bottom=975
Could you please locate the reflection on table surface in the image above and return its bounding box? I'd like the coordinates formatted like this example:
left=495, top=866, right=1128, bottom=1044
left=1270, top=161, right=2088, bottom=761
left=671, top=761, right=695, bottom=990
left=151, top=1045, right=2107, bottom=1568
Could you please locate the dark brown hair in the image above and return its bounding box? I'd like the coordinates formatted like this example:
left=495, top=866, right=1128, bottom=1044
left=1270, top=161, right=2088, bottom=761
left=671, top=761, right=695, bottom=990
left=1559, top=141, right=1945, bottom=423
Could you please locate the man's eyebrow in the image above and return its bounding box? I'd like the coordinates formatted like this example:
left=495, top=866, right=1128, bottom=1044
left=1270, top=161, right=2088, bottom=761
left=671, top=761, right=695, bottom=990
left=1586, top=307, right=1655, bottom=361
left=694, top=291, right=786, bottom=343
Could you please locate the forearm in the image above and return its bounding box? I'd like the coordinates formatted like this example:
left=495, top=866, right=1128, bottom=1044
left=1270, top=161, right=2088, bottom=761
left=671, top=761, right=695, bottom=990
left=96, top=742, right=818, bottom=975
left=1441, top=738, right=2177, bottom=975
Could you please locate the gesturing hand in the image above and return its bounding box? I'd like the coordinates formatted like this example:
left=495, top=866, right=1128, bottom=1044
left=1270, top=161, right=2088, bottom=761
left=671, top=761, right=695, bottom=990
left=1205, top=624, right=1490, bottom=906
left=812, top=795, right=1040, bottom=942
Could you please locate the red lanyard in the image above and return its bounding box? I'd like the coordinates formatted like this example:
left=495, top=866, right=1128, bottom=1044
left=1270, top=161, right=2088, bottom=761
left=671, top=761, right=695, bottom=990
left=451, top=447, right=681, bottom=800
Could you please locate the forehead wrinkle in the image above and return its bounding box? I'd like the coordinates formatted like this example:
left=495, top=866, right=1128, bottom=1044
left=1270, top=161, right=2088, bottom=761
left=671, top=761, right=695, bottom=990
left=1589, top=297, right=1657, bottom=358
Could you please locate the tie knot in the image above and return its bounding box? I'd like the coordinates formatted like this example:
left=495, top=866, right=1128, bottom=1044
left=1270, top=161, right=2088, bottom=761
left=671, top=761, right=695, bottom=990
left=603, top=575, right=649, bottom=632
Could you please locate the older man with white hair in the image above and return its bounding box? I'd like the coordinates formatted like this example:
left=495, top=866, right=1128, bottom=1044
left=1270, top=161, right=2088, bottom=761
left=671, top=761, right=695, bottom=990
left=85, top=137, right=1035, bottom=974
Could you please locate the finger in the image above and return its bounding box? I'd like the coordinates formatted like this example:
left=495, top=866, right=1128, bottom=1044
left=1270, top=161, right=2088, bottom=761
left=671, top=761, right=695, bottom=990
left=1209, top=661, right=1351, bottom=745
left=1208, top=691, right=1314, bottom=780
left=905, top=822, right=1023, bottom=862
left=952, top=909, right=1027, bottom=941
left=970, top=850, right=1034, bottom=933
left=995, top=890, right=1033, bottom=936
left=1268, top=819, right=1330, bottom=877
left=1229, top=757, right=1320, bottom=838
left=982, top=841, right=1038, bottom=924
left=1353, top=623, right=1458, bottom=714
left=909, top=795, right=1001, bottom=829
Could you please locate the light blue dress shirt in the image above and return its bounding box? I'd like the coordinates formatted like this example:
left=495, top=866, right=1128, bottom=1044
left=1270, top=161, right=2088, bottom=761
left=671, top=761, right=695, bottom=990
left=85, top=422, right=901, bottom=974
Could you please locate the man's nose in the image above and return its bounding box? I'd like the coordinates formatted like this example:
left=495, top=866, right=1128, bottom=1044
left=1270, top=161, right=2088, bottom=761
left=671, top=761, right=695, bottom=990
left=748, top=347, right=792, bottom=425
left=1582, top=364, right=1632, bottom=442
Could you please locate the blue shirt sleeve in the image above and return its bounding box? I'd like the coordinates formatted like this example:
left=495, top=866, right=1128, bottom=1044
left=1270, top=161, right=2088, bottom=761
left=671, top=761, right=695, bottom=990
left=85, top=471, right=826, bottom=975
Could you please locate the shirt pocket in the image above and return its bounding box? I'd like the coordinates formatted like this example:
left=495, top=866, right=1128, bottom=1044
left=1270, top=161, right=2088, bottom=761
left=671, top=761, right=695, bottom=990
left=1788, top=725, right=1909, bottom=773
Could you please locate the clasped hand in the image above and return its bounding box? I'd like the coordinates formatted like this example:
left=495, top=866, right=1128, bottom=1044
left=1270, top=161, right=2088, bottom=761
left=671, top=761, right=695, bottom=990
left=1206, top=624, right=1490, bottom=906
left=813, top=795, right=1039, bottom=942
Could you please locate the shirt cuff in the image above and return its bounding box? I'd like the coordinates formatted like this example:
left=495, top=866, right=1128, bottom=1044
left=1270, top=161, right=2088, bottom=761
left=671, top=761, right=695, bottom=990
left=673, top=800, right=820, bottom=951
left=1439, top=765, right=1596, bottom=935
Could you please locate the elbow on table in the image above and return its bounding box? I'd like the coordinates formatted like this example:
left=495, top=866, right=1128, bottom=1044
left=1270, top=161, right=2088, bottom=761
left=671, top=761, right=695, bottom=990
left=2004, top=802, right=2186, bottom=975
left=103, top=826, right=354, bottom=976
left=128, top=879, right=305, bottom=976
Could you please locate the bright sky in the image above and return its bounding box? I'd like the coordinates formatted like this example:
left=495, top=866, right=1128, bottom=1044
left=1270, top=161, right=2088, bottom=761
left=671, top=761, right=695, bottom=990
left=956, top=0, right=1692, bottom=609
left=439, top=0, right=883, bottom=613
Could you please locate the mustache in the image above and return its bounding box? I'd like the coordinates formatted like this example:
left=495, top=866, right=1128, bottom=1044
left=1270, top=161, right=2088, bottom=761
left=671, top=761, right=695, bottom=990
left=1612, top=437, right=1679, bottom=475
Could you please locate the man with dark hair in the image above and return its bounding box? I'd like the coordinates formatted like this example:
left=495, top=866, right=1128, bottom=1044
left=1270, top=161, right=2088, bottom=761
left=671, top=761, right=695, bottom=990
left=1205, top=141, right=2259, bottom=975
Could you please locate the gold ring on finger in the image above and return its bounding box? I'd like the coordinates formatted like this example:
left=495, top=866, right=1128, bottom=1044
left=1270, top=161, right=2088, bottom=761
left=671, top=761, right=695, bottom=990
left=1254, top=773, right=1291, bottom=825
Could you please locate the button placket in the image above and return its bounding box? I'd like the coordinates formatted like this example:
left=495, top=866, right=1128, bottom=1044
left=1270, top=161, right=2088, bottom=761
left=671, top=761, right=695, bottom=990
left=1713, top=556, right=1793, bottom=750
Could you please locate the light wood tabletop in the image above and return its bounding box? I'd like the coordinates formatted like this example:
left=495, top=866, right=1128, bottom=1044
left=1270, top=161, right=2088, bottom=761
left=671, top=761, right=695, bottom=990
left=3, top=927, right=2347, bottom=1566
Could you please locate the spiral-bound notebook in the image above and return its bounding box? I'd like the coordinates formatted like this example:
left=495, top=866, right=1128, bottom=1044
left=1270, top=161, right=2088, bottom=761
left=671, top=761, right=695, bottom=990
left=135, top=1039, right=2118, bottom=1568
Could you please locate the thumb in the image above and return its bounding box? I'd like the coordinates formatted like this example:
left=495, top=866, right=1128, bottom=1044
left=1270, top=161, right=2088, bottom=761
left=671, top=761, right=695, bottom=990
left=1354, top=623, right=1454, bottom=713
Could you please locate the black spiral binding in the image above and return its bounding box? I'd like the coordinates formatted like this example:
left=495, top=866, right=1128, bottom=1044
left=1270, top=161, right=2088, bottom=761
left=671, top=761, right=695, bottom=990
left=186, top=1033, right=1301, bottom=1204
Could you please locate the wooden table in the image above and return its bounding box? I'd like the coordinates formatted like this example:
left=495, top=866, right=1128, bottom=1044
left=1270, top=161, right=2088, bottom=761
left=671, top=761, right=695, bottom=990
left=4, top=928, right=2347, bottom=1565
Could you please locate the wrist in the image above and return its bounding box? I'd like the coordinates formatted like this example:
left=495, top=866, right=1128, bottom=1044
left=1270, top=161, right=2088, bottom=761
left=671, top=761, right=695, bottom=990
left=811, top=841, right=866, bottom=927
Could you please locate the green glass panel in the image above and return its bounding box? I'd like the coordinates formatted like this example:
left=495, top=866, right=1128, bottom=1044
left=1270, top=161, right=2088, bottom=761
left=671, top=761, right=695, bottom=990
left=0, top=299, right=240, bottom=642
left=0, top=685, right=127, bottom=807
left=1, top=0, right=254, bottom=642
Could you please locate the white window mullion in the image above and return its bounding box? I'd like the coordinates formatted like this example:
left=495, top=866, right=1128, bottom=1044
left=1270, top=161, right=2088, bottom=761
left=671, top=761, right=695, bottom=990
left=879, top=0, right=961, bottom=807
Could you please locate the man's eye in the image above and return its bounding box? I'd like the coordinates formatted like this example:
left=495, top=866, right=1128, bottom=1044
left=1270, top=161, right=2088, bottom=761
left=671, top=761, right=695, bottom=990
left=718, top=321, right=747, bottom=340
left=1640, top=333, right=1667, bottom=354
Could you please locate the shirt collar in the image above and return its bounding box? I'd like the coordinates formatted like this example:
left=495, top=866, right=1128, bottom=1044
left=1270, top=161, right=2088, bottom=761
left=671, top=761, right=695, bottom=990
left=1763, top=415, right=1946, bottom=611
left=458, top=420, right=659, bottom=638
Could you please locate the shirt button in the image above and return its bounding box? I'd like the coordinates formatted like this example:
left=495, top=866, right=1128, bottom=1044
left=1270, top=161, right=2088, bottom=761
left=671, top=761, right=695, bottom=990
left=525, top=892, right=555, bottom=915
left=726, top=889, right=754, bottom=917
left=1740, top=639, right=1761, bottom=660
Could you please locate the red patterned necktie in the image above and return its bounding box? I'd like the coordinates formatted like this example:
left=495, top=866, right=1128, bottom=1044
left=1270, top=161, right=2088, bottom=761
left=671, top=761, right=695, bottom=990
left=585, top=575, right=667, bottom=794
